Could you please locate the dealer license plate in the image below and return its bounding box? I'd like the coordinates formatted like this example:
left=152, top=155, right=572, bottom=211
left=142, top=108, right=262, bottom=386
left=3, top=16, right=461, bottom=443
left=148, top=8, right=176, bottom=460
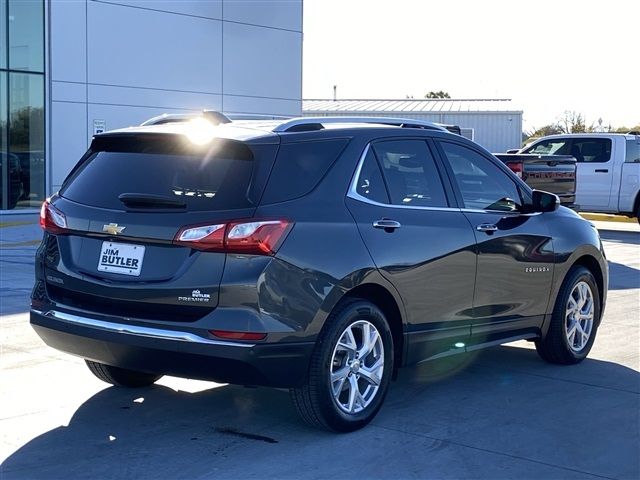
left=97, top=241, right=145, bottom=277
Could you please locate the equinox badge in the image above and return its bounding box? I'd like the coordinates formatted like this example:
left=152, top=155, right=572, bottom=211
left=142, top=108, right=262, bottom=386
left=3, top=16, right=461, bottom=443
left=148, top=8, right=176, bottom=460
left=103, top=223, right=125, bottom=235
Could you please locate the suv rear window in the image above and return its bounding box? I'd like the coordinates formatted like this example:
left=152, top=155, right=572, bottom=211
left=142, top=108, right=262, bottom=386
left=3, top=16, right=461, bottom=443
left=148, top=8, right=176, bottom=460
left=60, top=135, right=255, bottom=211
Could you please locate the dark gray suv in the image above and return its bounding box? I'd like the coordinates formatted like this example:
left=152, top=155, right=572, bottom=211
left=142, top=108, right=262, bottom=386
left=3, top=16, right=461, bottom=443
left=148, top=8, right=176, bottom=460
left=31, top=115, right=608, bottom=432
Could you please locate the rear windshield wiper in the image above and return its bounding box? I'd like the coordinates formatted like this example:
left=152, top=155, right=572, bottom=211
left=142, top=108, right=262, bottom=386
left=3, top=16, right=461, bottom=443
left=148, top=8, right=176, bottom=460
left=118, top=193, right=187, bottom=209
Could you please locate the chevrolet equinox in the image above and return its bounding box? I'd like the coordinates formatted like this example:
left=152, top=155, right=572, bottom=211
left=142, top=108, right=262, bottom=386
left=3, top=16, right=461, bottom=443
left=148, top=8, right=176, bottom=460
left=31, top=115, right=608, bottom=432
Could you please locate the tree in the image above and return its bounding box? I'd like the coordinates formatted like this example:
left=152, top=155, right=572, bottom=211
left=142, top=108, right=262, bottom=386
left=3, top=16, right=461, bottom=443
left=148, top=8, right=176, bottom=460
left=425, top=91, right=451, bottom=99
left=613, top=124, right=640, bottom=133
left=528, top=124, right=563, bottom=138
left=558, top=111, right=586, bottom=133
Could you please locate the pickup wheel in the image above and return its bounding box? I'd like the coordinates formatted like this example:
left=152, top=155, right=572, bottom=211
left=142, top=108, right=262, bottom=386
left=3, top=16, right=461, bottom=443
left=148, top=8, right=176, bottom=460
left=290, top=299, right=393, bottom=432
left=535, top=266, right=600, bottom=364
left=85, top=360, right=162, bottom=387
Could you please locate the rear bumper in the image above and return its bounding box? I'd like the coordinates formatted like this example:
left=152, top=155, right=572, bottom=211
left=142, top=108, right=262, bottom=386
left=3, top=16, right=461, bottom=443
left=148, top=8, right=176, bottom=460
left=30, top=308, right=314, bottom=388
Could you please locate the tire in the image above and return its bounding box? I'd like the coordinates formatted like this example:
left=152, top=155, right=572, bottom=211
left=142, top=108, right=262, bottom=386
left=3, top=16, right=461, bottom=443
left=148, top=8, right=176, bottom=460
left=290, top=298, right=394, bottom=432
left=85, top=360, right=162, bottom=387
left=535, top=266, right=601, bottom=364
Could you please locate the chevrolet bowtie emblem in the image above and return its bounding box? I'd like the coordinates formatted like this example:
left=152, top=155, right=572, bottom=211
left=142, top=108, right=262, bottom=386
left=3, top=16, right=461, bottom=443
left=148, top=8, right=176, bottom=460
left=103, top=223, right=125, bottom=235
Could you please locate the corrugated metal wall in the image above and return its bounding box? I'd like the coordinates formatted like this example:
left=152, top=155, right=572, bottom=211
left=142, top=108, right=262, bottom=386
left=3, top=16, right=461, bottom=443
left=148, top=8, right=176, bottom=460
left=306, top=112, right=522, bottom=153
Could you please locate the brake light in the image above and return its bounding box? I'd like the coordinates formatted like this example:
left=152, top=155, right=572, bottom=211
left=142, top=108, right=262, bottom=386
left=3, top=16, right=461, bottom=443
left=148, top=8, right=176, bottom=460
left=209, top=330, right=267, bottom=341
left=507, top=161, right=523, bottom=178
left=39, top=200, right=68, bottom=234
left=174, top=219, right=292, bottom=255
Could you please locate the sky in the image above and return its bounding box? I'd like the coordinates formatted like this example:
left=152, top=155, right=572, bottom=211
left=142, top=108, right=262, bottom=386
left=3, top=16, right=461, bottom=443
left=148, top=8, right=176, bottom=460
left=302, top=0, right=640, bottom=132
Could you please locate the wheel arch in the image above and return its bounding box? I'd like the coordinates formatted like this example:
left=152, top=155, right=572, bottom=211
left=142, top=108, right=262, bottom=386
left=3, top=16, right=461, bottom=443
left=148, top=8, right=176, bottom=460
left=632, top=190, right=640, bottom=218
left=571, top=254, right=605, bottom=320
left=547, top=253, right=606, bottom=331
left=342, top=283, right=406, bottom=371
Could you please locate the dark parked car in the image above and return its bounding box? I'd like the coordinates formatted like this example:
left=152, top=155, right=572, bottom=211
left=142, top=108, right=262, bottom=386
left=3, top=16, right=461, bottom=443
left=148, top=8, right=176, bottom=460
left=31, top=116, right=608, bottom=432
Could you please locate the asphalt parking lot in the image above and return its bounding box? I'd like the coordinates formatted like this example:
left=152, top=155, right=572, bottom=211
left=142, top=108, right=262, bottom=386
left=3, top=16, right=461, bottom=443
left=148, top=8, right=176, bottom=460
left=1, top=214, right=638, bottom=479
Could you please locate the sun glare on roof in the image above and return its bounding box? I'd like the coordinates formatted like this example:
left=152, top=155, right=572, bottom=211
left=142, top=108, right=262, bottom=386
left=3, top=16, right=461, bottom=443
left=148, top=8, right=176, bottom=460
left=186, top=117, right=217, bottom=145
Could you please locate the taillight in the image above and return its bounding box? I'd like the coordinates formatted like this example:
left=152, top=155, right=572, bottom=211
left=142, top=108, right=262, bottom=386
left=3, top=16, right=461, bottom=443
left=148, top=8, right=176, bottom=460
left=174, top=219, right=292, bottom=255
left=175, top=223, right=225, bottom=251
left=507, top=162, right=523, bottom=178
left=39, top=200, right=68, bottom=234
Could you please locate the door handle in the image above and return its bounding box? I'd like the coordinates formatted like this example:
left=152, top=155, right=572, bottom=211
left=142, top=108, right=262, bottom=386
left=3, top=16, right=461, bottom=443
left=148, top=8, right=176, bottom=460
left=373, top=219, right=402, bottom=231
left=476, top=223, right=498, bottom=232
left=595, top=169, right=609, bottom=173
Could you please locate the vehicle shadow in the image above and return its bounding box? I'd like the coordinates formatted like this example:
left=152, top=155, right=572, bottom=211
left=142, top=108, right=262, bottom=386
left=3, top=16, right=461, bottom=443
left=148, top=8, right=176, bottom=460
left=608, top=260, right=640, bottom=290
left=2, top=345, right=639, bottom=479
left=599, top=229, right=640, bottom=245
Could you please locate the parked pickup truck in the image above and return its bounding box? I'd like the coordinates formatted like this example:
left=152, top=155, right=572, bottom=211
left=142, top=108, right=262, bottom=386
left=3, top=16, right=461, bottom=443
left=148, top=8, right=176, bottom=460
left=494, top=153, right=577, bottom=207
left=513, top=133, right=640, bottom=221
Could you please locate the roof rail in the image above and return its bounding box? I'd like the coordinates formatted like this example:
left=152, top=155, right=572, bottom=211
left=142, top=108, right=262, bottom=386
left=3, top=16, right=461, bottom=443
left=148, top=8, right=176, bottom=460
left=436, top=123, right=462, bottom=135
left=141, top=110, right=231, bottom=126
left=272, top=116, right=448, bottom=133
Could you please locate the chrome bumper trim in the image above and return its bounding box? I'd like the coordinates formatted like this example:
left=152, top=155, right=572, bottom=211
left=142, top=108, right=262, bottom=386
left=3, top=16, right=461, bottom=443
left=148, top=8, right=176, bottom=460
left=33, top=309, right=255, bottom=348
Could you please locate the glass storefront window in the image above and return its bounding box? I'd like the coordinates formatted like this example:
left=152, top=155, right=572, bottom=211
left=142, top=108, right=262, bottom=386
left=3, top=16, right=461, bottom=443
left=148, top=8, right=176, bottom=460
left=9, top=0, right=44, bottom=72
left=0, top=72, right=11, bottom=209
left=1, top=0, right=44, bottom=210
left=0, top=0, right=6, bottom=69
left=9, top=72, right=44, bottom=208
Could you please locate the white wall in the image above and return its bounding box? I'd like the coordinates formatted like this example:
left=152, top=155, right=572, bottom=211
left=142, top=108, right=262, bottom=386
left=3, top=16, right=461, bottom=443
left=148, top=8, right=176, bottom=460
left=304, top=110, right=522, bottom=153
left=48, top=0, right=303, bottom=191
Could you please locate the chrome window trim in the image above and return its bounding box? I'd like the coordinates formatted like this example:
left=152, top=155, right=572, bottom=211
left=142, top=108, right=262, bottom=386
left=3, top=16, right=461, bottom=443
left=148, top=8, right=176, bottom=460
left=35, top=310, right=255, bottom=348
left=347, top=143, right=539, bottom=216
left=459, top=208, right=541, bottom=216
left=347, top=143, right=459, bottom=212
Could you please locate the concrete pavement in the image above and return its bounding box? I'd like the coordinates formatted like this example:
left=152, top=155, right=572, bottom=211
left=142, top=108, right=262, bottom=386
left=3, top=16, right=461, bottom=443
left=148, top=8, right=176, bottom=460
left=1, top=215, right=638, bottom=479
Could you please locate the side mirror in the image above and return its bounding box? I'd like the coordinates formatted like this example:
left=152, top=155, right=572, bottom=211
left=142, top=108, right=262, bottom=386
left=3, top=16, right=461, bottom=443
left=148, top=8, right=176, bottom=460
left=531, top=190, right=560, bottom=213
left=505, top=148, right=520, bottom=154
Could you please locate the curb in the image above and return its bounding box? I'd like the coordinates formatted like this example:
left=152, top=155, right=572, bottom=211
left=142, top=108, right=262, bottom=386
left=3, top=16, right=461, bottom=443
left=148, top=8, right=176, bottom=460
left=579, top=213, right=637, bottom=224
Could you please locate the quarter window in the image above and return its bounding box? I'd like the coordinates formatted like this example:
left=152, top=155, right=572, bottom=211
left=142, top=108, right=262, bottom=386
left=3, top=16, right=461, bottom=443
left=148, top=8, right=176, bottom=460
left=261, top=138, right=349, bottom=204
left=354, top=148, right=390, bottom=204
left=371, top=140, right=448, bottom=208
left=440, top=142, right=521, bottom=212
left=626, top=138, right=640, bottom=163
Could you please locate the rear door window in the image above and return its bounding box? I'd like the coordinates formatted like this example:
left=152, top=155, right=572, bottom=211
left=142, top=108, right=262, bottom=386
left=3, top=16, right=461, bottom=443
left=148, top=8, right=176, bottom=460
left=261, top=139, right=349, bottom=204
left=570, top=138, right=612, bottom=163
left=60, top=136, right=255, bottom=211
left=372, top=140, right=448, bottom=208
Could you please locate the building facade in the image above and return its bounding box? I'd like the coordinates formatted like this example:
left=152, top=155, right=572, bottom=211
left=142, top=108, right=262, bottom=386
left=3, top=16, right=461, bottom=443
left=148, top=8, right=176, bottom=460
left=303, top=99, right=523, bottom=154
left=0, top=0, right=303, bottom=212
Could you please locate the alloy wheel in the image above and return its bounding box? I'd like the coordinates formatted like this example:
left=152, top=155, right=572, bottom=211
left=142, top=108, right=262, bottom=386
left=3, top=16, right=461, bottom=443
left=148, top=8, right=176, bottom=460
left=565, top=281, right=594, bottom=352
left=329, top=320, right=385, bottom=414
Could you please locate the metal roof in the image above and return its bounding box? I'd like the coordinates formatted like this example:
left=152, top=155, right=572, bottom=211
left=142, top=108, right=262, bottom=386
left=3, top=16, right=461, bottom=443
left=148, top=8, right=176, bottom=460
left=303, top=99, right=522, bottom=114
